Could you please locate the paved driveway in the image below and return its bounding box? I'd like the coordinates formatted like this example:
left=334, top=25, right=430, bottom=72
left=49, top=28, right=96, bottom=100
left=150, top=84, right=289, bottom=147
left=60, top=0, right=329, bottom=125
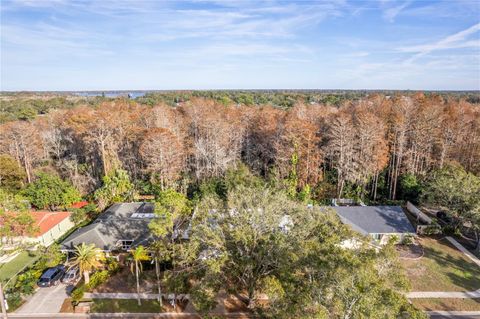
left=15, top=283, right=72, bottom=313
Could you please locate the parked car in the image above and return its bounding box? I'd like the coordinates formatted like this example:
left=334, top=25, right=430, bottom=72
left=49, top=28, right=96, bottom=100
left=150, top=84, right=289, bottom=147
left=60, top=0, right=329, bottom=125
left=37, top=265, right=65, bottom=287
left=436, top=211, right=453, bottom=224
left=62, top=267, right=80, bottom=284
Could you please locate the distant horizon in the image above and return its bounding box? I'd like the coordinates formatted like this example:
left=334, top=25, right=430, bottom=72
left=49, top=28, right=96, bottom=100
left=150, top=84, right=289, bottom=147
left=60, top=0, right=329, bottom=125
left=1, top=0, right=479, bottom=91
left=2, top=88, right=480, bottom=93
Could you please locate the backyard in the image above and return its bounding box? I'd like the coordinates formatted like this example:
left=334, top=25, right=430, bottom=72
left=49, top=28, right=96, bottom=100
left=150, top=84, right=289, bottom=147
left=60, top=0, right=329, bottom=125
left=400, top=237, right=480, bottom=292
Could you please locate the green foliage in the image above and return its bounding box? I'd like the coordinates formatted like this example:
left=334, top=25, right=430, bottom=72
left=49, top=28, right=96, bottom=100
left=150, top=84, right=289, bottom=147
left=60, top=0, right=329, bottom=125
left=190, top=286, right=218, bottom=314
left=297, top=184, right=311, bottom=203
left=186, top=184, right=423, bottom=318
left=36, top=244, right=65, bottom=269
left=14, top=268, right=42, bottom=295
left=402, top=234, right=415, bottom=245
left=70, top=203, right=98, bottom=224
left=150, top=189, right=191, bottom=238
left=0, top=189, right=30, bottom=211
left=106, top=257, right=120, bottom=274
left=0, top=154, right=26, bottom=191
left=71, top=285, right=85, bottom=305
left=85, top=270, right=109, bottom=290
left=422, top=163, right=480, bottom=238
left=23, top=172, right=81, bottom=210
left=5, top=291, right=23, bottom=312
left=94, top=169, right=133, bottom=209
left=71, top=243, right=106, bottom=284
left=285, top=150, right=298, bottom=198
left=398, top=173, right=422, bottom=204
left=0, top=206, right=38, bottom=239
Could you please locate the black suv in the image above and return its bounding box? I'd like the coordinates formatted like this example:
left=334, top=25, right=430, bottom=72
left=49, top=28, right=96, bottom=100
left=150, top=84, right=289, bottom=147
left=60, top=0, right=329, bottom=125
left=37, top=265, right=65, bottom=287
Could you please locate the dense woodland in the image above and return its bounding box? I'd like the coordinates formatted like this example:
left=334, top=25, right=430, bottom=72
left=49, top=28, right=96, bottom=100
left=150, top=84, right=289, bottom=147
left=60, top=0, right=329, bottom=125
left=0, top=91, right=479, bottom=203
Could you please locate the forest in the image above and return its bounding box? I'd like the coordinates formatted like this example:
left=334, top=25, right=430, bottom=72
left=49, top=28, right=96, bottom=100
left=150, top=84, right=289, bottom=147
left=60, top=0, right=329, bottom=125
left=0, top=91, right=479, bottom=204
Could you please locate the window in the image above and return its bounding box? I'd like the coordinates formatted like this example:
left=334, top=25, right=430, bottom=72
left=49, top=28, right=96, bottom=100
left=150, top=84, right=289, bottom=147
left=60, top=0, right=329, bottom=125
left=121, top=240, right=133, bottom=250
left=372, top=234, right=383, bottom=241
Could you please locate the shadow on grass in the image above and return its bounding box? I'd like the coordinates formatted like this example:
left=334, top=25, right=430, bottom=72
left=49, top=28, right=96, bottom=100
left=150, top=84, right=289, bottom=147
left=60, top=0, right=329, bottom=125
left=422, top=239, right=480, bottom=291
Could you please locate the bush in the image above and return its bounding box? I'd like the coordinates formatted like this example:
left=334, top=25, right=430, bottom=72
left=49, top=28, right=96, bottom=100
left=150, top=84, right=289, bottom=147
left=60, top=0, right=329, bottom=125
left=106, top=258, right=120, bottom=274
left=71, top=285, right=85, bottom=306
left=6, top=291, right=23, bottom=312
left=15, top=268, right=42, bottom=295
left=422, top=224, right=442, bottom=235
left=401, top=234, right=414, bottom=245
left=85, top=270, right=109, bottom=290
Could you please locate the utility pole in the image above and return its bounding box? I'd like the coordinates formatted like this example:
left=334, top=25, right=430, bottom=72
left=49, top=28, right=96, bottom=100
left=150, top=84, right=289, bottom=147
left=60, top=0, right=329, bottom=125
left=0, top=283, right=7, bottom=319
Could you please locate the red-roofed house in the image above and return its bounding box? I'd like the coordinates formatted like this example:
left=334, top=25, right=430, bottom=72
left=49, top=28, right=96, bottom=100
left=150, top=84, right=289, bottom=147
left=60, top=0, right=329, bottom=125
left=29, top=211, right=75, bottom=246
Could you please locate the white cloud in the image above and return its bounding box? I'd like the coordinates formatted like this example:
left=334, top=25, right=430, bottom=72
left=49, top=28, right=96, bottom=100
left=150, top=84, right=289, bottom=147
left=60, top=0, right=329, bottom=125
left=400, top=23, right=480, bottom=63
left=382, top=1, right=412, bottom=22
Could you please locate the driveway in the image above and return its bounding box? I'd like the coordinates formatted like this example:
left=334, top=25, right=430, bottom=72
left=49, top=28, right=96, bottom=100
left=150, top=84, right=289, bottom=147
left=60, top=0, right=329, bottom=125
left=15, top=283, right=72, bottom=313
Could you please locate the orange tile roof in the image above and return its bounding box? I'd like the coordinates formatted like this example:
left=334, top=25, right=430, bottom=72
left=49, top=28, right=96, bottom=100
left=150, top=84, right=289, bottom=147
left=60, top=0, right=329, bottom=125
left=31, top=211, right=71, bottom=236
left=70, top=201, right=88, bottom=209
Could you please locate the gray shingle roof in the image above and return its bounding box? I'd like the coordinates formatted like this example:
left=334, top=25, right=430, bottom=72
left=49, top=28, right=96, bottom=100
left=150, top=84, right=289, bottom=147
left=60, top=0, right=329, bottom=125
left=332, top=206, right=415, bottom=235
left=61, top=202, right=155, bottom=251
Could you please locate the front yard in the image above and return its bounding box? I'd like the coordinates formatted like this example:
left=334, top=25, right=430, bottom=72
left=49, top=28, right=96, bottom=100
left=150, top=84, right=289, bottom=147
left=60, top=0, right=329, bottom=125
left=91, top=299, right=170, bottom=313
left=400, top=237, right=480, bottom=291
left=93, top=267, right=159, bottom=293
left=0, top=250, right=39, bottom=284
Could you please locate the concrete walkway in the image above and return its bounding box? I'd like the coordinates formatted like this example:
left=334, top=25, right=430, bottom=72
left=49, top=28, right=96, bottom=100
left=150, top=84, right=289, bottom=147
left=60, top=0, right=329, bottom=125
left=407, top=290, right=480, bottom=298
left=427, top=311, right=480, bottom=318
left=445, top=236, right=480, bottom=268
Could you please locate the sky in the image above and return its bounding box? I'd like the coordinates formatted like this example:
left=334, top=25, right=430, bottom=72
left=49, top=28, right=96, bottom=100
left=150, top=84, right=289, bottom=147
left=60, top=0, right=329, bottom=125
left=1, top=0, right=479, bottom=91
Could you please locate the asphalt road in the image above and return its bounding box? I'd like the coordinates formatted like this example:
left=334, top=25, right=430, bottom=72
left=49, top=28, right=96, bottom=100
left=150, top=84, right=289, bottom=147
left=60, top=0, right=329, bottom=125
left=15, top=283, right=72, bottom=314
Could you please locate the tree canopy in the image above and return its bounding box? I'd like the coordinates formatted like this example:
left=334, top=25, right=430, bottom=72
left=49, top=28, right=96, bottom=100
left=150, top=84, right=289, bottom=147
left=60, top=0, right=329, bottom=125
left=22, top=172, right=81, bottom=210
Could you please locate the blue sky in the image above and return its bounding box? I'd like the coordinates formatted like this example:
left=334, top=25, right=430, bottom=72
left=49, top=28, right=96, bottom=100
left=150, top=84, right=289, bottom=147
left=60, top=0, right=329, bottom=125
left=1, top=0, right=479, bottom=91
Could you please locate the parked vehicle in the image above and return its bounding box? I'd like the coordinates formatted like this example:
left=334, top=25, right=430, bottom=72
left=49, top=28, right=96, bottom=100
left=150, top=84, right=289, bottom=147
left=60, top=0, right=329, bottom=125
left=62, top=267, right=80, bottom=284
left=37, top=265, right=65, bottom=287
left=436, top=211, right=453, bottom=224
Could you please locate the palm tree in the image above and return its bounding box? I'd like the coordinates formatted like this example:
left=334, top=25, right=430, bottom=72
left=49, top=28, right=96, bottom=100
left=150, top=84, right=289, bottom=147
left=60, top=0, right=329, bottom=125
left=149, top=241, right=169, bottom=307
left=71, top=243, right=105, bottom=284
left=130, top=245, right=150, bottom=306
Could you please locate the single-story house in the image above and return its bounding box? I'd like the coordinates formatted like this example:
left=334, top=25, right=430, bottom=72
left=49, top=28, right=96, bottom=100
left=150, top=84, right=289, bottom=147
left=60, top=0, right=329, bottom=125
left=332, top=206, right=416, bottom=246
left=2, top=211, right=75, bottom=247
left=61, top=202, right=155, bottom=253
left=32, top=211, right=75, bottom=246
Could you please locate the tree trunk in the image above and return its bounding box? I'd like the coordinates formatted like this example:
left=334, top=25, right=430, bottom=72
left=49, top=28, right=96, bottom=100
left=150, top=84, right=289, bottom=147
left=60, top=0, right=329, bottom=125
left=155, top=257, right=162, bottom=306
left=84, top=271, right=90, bottom=284
left=136, top=260, right=141, bottom=306
left=475, top=230, right=480, bottom=256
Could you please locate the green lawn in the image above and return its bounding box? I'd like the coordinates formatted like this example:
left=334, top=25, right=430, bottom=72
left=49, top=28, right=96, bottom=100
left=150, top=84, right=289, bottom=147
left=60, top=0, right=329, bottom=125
left=400, top=237, right=480, bottom=291
left=412, top=298, right=480, bottom=311
left=0, top=251, right=39, bottom=284
left=91, top=299, right=165, bottom=313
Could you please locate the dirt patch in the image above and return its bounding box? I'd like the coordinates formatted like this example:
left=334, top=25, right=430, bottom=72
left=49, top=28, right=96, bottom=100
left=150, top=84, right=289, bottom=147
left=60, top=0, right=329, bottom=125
left=224, top=296, right=250, bottom=313
left=60, top=298, right=74, bottom=313
left=93, top=268, right=158, bottom=293
left=397, top=244, right=424, bottom=259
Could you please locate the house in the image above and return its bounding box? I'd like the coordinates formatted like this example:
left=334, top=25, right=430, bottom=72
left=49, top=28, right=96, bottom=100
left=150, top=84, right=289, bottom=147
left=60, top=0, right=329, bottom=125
left=61, top=202, right=155, bottom=253
left=32, top=211, right=75, bottom=246
left=2, top=211, right=75, bottom=247
left=331, top=206, right=416, bottom=245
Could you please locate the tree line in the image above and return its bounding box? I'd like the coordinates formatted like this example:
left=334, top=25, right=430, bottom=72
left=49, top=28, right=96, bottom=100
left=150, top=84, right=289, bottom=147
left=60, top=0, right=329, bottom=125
left=0, top=92, right=478, bottom=203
